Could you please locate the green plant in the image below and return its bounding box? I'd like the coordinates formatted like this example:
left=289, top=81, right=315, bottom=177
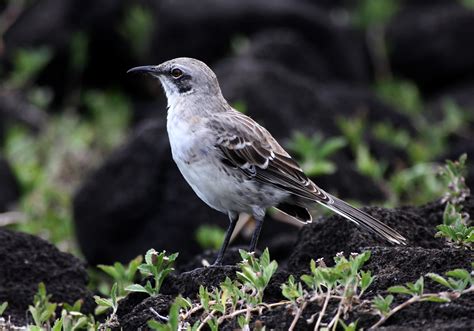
left=125, top=249, right=178, bottom=296
left=371, top=267, right=474, bottom=328
left=4, top=90, right=131, bottom=253
left=337, top=117, right=388, bottom=182
left=97, top=255, right=143, bottom=296
left=0, top=302, right=7, bottom=316
left=28, top=283, right=57, bottom=329
left=436, top=204, right=474, bottom=249
left=462, top=0, right=474, bottom=9
left=375, top=78, right=423, bottom=116
left=287, top=132, right=346, bottom=176
left=281, top=275, right=303, bottom=303
left=82, top=89, right=132, bottom=149
left=372, top=294, right=393, bottom=317
left=9, top=47, right=53, bottom=87
left=94, top=282, right=120, bottom=316
left=353, top=0, right=399, bottom=29
left=339, top=320, right=359, bottom=331
left=195, top=225, right=225, bottom=250
left=298, top=252, right=374, bottom=330
left=237, top=249, right=278, bottom=304
left=435, top=154, right=473, bottom=249
left=148, top=248, right=278, bottom=330
left=53, top=299, right=98, bottom=331
left=120, top=5, right=154, bottom=58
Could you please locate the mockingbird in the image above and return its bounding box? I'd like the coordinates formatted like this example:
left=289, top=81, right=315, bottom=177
left=128, top=57, right=407, bottom=265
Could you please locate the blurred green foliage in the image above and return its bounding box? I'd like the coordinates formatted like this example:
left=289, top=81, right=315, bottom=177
left=3, top=90, right=131, bottom=252
left=120, top=5, right=154, bottom=58
left=288, top=132, right=346, bottom=176
left=353, top=0, right=399, bottom=28
left=461, top=0, right=474, bottom=10
left=196, top=225, right=225, bottom=250
left=69, top=31, right=89, bottom=72
left=9, top=47, right=53, bottom=87
left=375, top=79, right=423, bottom=116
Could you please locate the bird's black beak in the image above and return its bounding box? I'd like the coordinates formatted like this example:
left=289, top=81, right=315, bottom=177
left=126, top=65, right=161, bottom=75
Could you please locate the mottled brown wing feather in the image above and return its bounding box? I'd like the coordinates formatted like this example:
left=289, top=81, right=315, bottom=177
left=211, top=111, right=332, bottom=203
left=211, top=110, right=407, bottom=245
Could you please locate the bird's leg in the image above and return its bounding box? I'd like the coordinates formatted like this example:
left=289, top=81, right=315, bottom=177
left=248, top=210, right=265, bottom=253
left=213, top=211, right=239, bottom=266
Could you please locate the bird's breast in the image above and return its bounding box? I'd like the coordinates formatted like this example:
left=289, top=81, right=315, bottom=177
left=167, top=112, right=212, bottom=165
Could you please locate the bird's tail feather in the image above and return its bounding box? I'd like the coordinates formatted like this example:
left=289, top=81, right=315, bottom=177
left=317, top=195, right=407, bottom=245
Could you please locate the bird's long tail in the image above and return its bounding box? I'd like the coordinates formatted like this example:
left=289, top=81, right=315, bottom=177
left=317, top=194, right=407, bottom=245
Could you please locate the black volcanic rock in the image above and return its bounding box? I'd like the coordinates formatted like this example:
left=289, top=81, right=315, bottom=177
left=387, top=4, right=474, bottom=93
left=0, top=229, right=94, bottom=325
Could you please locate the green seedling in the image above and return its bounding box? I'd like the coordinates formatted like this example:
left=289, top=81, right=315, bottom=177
left=28, top=283, right=57, bottom=329
left=339, top=319, right=359, bottom=331
left=295, top=252, right=374, bottom=330
left=53, top=299, right=98, bottom=331
left=281, top=275, right=304, bottom=303
left=147, top=248, right=278, bottom=330
left=371, top=294, right=393, bottom=316
left=94, top=282, right=120, bottom=316
left=439, top=154, right=470, bottom=205
left=237, top=249, right=278, bottom=304
left=436, top=154, right=473, bottom=249
left=372, top=266, right=474, bottom=328
left=98, top=255, right=142, bottom=296
left=125, top=249, right=178, bottom=296
left=288, top=132, right=346, bottom=176
left=427, top=268, right=473, bottom=292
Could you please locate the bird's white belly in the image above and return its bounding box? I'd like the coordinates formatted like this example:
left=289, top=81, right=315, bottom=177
left=167, top=114, right=231, bottom=212
left=167, top=113, right=287, bottom=214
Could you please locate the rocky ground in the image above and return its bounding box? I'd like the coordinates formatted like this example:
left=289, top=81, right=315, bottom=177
left=115, top=197, right=474, bottom=330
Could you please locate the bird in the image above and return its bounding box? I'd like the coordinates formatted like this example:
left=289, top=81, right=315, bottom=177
left=127, top=57, right=407, bottom=265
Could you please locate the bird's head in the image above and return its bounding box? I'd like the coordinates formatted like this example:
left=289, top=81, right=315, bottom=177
left=127, top=57, right=222, bottom=103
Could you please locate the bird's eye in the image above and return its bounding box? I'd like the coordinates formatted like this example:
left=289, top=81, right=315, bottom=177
left=170, top=68, right=183, bottom=78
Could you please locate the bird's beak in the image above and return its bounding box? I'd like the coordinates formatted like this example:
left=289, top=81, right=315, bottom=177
left=126, top=65, right=162, bottom=75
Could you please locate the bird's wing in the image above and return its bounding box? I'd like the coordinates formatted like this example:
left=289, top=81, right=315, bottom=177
left=210, top=111, right=333, bottom=204
left=210, top=110, right=407, bottom=245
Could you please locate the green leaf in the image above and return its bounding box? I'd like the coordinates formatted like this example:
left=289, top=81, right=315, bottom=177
left=10, top=47, right=53, bottom=87
left=0, top=302, right=8, bottom=316
left=360, top=270, right=374, bottom=292
left=125, top=284, right=149, bottom=293
left=52, top=317, right=63, bottom=331
left=387, top=285, right=413, bottom=295
left=426, top=273, right=451, bottom=289
left=446, top=269, right=471, bottom=281
left=94, top=296, right=112, bottom=308
left=147, top=319, right=166, bottom=330
left=372, top=295, right=393, bottom=315
left=421, top=296, right=451, bottom=303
